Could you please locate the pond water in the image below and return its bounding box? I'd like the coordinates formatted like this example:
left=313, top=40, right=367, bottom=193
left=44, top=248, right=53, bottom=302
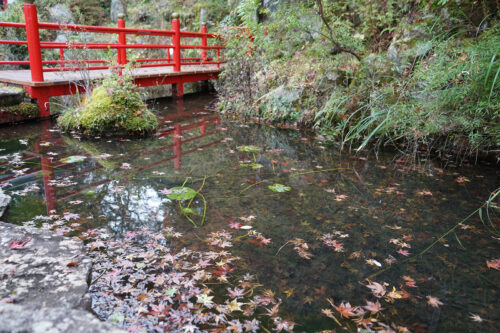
left=0, top=93, right=498, bottom=332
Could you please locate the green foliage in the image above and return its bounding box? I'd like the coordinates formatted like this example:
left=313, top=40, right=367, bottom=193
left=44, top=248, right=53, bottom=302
left=58, top=73, right=158, bottom=136
left=218, top=0, right=500, bottom=159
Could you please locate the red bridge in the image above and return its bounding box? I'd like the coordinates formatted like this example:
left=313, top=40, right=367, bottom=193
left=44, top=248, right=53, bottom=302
left=0, top=3, right=224, bottom=117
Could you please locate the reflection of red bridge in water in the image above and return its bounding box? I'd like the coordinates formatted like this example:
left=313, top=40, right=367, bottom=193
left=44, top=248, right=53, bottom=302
left=0, top=3, right=224, bottom=117
left=4, top=100, right=222, bottom=214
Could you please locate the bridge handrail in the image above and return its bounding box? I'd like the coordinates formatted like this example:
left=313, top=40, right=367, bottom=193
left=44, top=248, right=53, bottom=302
left=0, top=3, right=224, bottom=81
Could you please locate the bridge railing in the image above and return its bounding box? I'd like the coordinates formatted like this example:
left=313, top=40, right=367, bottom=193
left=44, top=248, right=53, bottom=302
left=0, top=3, right=224, bottom=82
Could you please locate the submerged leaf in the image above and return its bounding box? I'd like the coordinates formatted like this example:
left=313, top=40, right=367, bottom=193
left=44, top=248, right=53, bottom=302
left=240, top=163, right=263, bottom=169
left=268, top=184, right=291, bottom=192
left=60, top=155, right=87, bottom=163
left=237, top=145, right=262, bottom=153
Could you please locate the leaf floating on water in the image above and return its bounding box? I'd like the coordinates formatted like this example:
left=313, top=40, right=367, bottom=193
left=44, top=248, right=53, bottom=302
left=486, top=258, right=500, bottom=270
left=426, top=295, right=444, bottom=308
left=366, top=259, right=382, bottom=267
left=165, top=187, right=197, bottom=200
left=268, top=184, right=291, bottom=193
left=236, top=145, right=262, bottom=153
left=60, top=155, right=87, bottom=163
left=469, top=313, right=485, bottom=323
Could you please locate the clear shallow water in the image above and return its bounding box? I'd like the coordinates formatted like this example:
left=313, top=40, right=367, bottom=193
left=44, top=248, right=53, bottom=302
left=0, top=93, right=499, bottom=332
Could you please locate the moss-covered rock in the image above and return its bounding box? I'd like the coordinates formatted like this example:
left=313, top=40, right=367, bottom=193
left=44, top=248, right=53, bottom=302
left=0, top=102, right=39, bottom=117
left=58, top=74, right=158, bottom=136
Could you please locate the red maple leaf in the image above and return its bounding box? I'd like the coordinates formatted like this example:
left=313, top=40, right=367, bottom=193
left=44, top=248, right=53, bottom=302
left=9, top=237, right=32, bottom=250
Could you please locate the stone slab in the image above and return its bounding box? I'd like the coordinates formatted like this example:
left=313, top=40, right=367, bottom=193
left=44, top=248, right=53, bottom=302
left=0, top=303, right=125, bottom=333
left=0, top=222, right=92, bottom=309
left=0, top=88, right=23, bottom=107
left=0, top=189, right=10, bottom=220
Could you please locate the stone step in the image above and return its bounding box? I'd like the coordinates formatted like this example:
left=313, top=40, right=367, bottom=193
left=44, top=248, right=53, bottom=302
left=0, top=86, right=24, bottom=107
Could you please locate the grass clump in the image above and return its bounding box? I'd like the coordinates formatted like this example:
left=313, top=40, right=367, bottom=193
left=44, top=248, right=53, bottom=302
left=58, top=73, right=157, bottom=136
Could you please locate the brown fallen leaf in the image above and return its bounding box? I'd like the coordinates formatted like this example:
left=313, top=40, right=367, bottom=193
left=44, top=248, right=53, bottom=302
left=66, top=261, right=78, bottom=267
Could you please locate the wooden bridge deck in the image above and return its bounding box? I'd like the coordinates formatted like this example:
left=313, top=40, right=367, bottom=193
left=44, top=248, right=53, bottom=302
left=0, top=65, right=222, bottom=87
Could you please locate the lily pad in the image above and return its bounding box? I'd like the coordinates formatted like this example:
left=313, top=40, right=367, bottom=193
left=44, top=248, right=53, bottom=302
left=165, top=186, right=197, bottom=200
left=60, top=155, right=87, bottom=163
left=268, top=183, right=291, bottom=192
left=237, top=145, right=262, bottom=153
left=240, top=163, right=263, bottom=169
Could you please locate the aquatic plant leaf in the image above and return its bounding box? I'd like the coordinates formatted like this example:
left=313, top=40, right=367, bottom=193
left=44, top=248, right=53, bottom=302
left=240, top=163, right=263, bottom=169
left=237, top=145, right=262, bottom=153
left=166, top=187, right=197, bottom=200
left=268, top=184, right=291, bottom=192
left=60, top=155, right=87, bottom=163
left=182, top=207, right=197, bottom=215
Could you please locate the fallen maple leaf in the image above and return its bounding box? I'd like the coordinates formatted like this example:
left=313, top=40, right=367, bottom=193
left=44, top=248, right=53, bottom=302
left=397, top=249, right=411, bottom=257
left=486, top=259, right=500, bottom=270
left=469, top=313, right=484, bottom=323
left=363, top=300, right=384, bottom=314
left=426, top=295, right=443, bottom=308
left=333, top=301, right=358, bottom=318
left=364, top=280, right=386, bottom=298
left=9, top=237, right=32, bottom=250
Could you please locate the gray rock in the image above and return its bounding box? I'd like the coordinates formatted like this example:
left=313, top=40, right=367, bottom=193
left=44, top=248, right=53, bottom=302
left=0, top=303, right=125, bottom=333
left=0, top=189, right=10, bottom=220
left=48, top=4, right=74, bottom=24
left=265, top=85, right=303, bottom=104
left=200, top=8, right=208, bottom=24
left=110, top=0, right=125, bottom=22
left=0, top=88, right=23, bottom=107
left=0, top=222, right=92, bottom=309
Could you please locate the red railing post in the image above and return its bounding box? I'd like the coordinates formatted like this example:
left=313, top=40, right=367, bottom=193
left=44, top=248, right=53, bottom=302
left=200, top=22, right=207, bottom=63
left=23, top=2, right=44, bottom=82
left=117, top=13, right=127, bottom=73
left=2, top=0, right=7, bottom=11
left=172, top=12, right=181, bottom=72
left=59, top=48, right=65, bottom=68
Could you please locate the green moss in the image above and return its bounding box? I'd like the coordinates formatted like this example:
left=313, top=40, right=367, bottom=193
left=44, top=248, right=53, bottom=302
left=57, top=74, right=158, bottom=136
left=0, top=102, right=39, bottom=117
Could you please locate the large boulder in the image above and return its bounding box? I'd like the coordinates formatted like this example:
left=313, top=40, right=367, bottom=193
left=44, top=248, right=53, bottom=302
left=48, top=4, right=74, bottom=24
